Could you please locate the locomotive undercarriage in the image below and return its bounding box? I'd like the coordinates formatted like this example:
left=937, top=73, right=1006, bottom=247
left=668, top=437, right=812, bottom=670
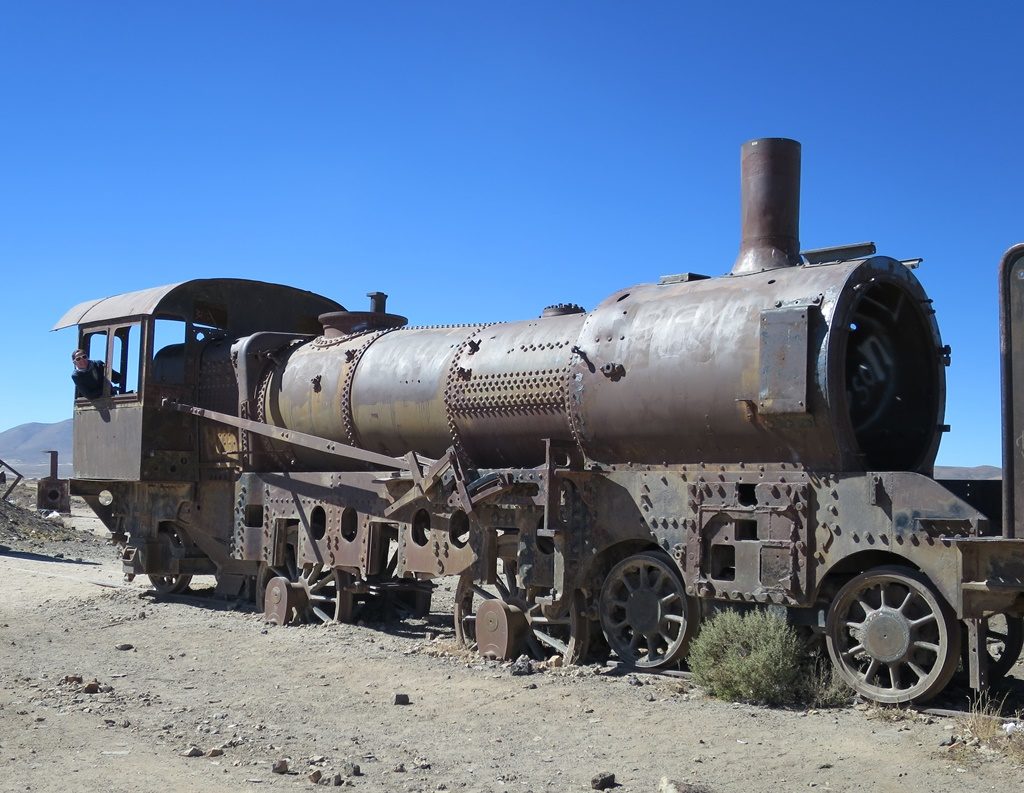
left=73, top=435, right=1024, bottom=706
left=131, top=444, right=1015, bottom=705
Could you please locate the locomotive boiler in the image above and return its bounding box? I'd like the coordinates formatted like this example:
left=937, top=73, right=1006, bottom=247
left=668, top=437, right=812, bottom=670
left=56, top=138, right=1024, bottom=705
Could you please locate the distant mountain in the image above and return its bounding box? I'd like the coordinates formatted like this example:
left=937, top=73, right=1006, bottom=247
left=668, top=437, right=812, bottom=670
left=934, top=465, right=1002, bottom=480
left=0, top=420, right=72, bottom=477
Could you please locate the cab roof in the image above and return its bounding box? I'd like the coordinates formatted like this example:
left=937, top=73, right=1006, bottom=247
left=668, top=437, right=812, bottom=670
left=53, top=278, right=344, bottom=336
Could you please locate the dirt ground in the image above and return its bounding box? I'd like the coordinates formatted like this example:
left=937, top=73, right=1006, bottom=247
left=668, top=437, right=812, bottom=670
left=2, top=484, right=1024, bottom=793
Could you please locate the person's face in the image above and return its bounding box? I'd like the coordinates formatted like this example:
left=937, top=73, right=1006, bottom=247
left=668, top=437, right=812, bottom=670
left=73, top=353, right=88, bottom=370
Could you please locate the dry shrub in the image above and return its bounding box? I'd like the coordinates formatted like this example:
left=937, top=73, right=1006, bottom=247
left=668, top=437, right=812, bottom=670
left=688, top=610, right=803, bottom=706
left=688, top=610, right=852, bottom=707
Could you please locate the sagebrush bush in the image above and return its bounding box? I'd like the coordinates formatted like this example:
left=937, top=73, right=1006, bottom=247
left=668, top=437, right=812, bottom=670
left=688, top=609, right=808, bottom=706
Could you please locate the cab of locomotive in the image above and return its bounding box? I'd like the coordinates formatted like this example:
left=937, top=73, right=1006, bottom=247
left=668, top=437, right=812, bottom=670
left=54, top=278, right=342, bottom=487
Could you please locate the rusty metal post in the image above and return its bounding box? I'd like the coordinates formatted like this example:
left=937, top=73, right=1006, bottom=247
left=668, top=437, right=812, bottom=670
left=732, top=138, right=802, bottom=275
left=36, top=450, right=71, bottom=514
left=999, top=243, right=1024, bottom=538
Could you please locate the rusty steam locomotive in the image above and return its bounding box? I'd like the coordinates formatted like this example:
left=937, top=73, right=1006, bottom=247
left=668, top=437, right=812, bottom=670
left=56, top=138, right=1024, bottom=705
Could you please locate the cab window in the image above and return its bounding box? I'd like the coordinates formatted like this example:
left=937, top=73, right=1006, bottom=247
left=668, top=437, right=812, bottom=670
left=111, top=324, right=141, bottom=395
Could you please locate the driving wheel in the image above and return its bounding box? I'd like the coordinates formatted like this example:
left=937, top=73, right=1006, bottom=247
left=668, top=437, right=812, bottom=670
left=826, top=566, right=960, bottom=704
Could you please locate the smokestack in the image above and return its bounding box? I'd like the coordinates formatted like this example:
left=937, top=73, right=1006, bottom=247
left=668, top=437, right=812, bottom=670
left=367, top=291, right=388, bottom=313
left=731, top=138, right=802, bottom=275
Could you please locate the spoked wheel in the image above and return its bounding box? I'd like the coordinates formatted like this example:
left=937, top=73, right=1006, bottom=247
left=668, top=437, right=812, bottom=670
left=147, top=527, right=192, bottom=594
left=598, top=551, right=696, bottom=669
left=260, top=547, right=356, bottom=625
left=298, top=563, right=351, bottom=624
left=957, top=614, right=1024, bottom=683
left=826, top=566, right=961, bottom=704
left=985, top=615, right=1024, bottom=679
left=453, top=566, right=591, bottom=663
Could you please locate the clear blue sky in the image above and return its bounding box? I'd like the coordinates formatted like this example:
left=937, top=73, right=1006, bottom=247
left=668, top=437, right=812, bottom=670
left=1, top=2, right=1019, bottom=467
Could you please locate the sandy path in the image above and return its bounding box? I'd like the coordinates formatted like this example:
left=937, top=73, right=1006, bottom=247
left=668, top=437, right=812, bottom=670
left=1, top=540, right=1023, bottom=793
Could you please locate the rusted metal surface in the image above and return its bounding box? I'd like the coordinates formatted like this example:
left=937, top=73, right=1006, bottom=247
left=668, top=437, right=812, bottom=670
left=53, top=139, right=1024, bottom=707
left=731, top=138, right=802, bottom=276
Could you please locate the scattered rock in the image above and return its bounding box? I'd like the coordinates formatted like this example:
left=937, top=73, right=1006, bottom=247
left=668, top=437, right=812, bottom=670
left=62, top=675, right=83, bottom=685
left=939, top=736, right=957, bottom=747
left=548, top=654, right=563, bottom=668
left=115, top=643, right=134, bottom=651
left=523, top=682, right=538, bottom=690
left=82, top=680, right=100, bottom=694
left=624, top=674, right=643, bottom=687
left=591, top=771, right=616, bottom=790
left=510, top=655, right=534, bottom=676
left=330, top=773, right=344, bottom=786
left=393, top=763, right=407, bottom=772
left=207, top=748, right=224, bottom=757
left=340, top=761, right=361, bottom=777
left=659, top=780, right=713, bottom=793
left=183, top=746, right=203, bottom=758
left=394, top=693, right=411, bottom=706
left=272, top=758, right=290, bottom=774
left=308, top=770, right=322, bottom=783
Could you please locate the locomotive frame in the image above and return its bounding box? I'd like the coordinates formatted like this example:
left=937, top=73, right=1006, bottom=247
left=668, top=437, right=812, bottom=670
left=54, top=140, right=1024, bottom=705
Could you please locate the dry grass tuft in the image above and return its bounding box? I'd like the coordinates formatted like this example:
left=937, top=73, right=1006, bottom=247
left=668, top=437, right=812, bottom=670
left=948, top=692, right=1024, bottom=765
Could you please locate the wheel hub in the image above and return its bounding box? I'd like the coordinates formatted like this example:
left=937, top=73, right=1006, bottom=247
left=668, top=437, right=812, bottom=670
left=860, top=608, right=911, bottom=663
left=624, top=589, right=661, bottom=635
left=263, top=576, right=307, bottom=626
left=475, top=599, right=529, bottom=660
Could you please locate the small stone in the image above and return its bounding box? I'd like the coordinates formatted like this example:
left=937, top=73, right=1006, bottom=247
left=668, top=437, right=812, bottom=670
left=121, top=720, right=130, bottom=728
left=624, top=674, right=642, bottom=687
left=272, top=759, right=289, bottom=774
left=939, top=736, right=956, bottom=747
left=548, top=654, right=563, bottom=668
left=591, top=771, right=616, bottom=790
left=644, top=691, right=656, bottom=702
left=393, top=763, right=406, bottom=772
left=207, top=748, right=224, bottom=757
left=340, top=761, right=361, bottom=777
left=63, top=675, right=83, bottom=685
left=509, top=655, right=534, bottom=676
left=115, top=643, right=134, bottom=651
left=523, top=682, right=538, bottom=690
left=82, top=680, right=100, bottom=694
left=394, top=693, right=411, bottom=706
left=331, top=774, right=344, bottom=786
left=183, top=746, right=203, bottom=758
left=308, top=770, right=323, bottom=783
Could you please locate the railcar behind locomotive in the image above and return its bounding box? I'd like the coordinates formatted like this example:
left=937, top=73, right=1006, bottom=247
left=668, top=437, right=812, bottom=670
left=56, top=138, right=1024, bottom=705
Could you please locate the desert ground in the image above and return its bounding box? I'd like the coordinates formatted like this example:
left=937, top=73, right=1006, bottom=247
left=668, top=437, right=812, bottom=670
left=2, top=483, right=1023, bottom=793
